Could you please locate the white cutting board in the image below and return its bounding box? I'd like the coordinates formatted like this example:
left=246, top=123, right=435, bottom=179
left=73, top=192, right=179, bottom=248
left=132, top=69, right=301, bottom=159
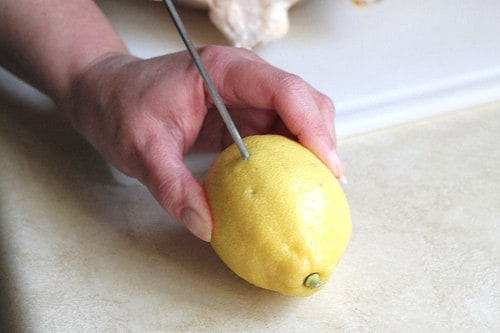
left=1, top=0, right=499, bottom=138
left=269, top=0, right=500, bottom=137
left=276, top=0, right=500, bottom=136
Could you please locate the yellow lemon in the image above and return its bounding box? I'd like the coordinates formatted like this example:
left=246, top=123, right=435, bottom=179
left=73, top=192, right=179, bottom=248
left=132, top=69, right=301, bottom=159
left=204, top=135, right=351, bottom=296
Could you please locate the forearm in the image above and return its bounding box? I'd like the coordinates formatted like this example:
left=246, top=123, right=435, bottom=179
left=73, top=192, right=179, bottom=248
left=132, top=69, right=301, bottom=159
left=0, top=0, right=129, bottom=103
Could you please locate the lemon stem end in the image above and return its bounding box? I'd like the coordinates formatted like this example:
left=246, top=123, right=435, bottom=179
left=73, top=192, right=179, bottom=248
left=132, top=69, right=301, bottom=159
left=304, top=273, right=323, bottom=289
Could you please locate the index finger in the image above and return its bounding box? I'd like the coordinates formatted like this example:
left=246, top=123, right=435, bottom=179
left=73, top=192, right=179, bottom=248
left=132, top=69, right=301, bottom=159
left=201, top=46, right=344, bottom=178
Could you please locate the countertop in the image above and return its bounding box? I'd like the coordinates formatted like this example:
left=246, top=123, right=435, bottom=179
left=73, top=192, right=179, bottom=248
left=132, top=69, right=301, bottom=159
left=1, top=0, right=500, bottom=331
left=1, top=96, right=499, bottom=332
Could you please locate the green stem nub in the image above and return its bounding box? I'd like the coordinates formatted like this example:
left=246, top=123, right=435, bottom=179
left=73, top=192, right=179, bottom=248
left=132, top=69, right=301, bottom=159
left=304, top=273, right=323, bottom=289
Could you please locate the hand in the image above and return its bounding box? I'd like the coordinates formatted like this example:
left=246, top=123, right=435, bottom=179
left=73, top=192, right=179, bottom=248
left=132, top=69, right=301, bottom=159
left=61, top=45, right=344, bottom=242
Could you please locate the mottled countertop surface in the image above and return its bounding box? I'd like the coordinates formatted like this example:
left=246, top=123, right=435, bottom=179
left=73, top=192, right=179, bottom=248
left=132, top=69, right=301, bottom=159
left=1, top=94, right=499, bottom=331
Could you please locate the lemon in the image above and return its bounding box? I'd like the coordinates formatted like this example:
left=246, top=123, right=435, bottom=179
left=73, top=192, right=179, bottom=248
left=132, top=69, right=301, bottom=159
left=204, top=135, right=351, bottom=296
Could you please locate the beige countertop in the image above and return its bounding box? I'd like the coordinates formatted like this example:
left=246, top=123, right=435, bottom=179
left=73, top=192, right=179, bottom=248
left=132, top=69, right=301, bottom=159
left=1, top=93, right=499, bottom=331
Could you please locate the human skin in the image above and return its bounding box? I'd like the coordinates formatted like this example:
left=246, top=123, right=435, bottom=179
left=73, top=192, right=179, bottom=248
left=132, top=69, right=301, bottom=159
left=0, top=0, right=344, bottom=242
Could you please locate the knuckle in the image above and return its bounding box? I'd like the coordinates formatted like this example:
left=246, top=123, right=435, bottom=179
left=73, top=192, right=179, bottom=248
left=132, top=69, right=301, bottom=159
left=319, top=94, right=336, bottom=113
left=277, top=73, right=309, bottom=95
left=136, top=137, right=186, bottom=218
left=155, top=175, right=183, bottom=216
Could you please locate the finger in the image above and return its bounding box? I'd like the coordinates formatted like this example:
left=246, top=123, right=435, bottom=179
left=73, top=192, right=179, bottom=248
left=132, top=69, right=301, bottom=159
left=310, top=89, right=346, bottom=180
left=274, top=76, right=342, bottom=178
left=138, top=137, right=213, bottom=242
left=217, top=60, right=344, bottom=178
left=311, top=89, right=336, bottom=141
left=200, top=46, right=345, bottom=178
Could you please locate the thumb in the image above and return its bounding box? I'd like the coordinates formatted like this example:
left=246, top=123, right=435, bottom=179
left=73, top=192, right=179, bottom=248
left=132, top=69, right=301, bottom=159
left=141, top=146, right=213, bottom=242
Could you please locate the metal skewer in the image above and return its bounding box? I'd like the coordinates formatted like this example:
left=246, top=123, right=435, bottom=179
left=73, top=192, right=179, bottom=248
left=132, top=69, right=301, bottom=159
left=162, top=0, right=250, bottom=160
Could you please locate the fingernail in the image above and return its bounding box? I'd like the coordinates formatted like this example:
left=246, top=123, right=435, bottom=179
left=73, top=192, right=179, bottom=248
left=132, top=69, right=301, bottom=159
left=331, top=149, right=347, bottom=181
left=181, top=208, right=212, bottom=242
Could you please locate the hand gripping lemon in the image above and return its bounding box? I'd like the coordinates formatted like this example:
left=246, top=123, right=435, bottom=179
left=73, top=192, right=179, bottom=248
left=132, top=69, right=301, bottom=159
left=204, top=135, right=351, bottom=296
